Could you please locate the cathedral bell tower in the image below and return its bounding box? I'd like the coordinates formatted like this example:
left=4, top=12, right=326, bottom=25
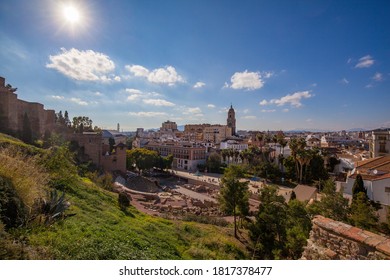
left=227, top=104, right=236, bottom=136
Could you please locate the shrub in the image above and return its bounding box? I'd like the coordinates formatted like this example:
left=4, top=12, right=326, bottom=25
left=118, top=192, right=131, bottom=210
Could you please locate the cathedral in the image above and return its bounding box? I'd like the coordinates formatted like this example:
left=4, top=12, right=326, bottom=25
left=227, top=104, right=236, bottom=136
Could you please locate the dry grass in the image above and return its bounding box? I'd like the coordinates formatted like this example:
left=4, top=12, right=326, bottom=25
left=0, top=147, right=48, bottom=211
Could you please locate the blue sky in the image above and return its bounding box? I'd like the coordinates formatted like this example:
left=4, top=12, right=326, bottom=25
left=1, top=0, right=389, bottom=131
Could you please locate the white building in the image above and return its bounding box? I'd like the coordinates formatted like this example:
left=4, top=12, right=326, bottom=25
left=220, top=139, right=248, bottom=151
left=370, top=129, right=390, bottom=158
left=344, top=156, right=390, bottom=222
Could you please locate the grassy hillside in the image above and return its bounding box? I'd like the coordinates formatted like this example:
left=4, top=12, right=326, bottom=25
left=0, top=133, right=249, bottom=260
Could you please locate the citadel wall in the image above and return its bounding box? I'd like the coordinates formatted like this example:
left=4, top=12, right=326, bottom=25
left=302, top=215, right=390, bottom=260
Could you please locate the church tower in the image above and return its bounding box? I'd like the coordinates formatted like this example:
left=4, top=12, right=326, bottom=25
left=227, top=104, right=236, bottom=136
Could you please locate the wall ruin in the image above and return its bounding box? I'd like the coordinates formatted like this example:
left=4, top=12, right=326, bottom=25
left=302, top=215, right=390, bottom=260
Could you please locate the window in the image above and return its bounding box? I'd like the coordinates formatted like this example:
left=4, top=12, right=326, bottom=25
left=385, top=187, right=390, bottom=193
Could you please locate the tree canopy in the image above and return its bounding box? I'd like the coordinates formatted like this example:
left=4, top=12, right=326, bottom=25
left=218, top=165, right=249, bottom=238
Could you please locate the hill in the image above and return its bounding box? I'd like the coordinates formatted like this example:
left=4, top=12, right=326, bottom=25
left=0, top=133, right=248, bottom=260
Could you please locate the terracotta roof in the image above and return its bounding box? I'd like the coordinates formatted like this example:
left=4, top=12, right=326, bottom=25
left=293, top=184, right=318, bottom=202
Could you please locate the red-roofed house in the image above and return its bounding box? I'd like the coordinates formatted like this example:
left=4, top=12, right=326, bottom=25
left=344, top=156, right=390, bottom=221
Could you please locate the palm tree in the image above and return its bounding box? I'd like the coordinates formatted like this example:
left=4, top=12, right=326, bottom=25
left=289, top=137, right=307, bottom=181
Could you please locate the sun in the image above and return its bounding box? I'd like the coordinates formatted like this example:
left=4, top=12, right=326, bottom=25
left=62, top=4, right=81, bottom=24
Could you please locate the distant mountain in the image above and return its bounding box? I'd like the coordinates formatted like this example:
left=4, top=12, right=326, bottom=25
left=286, top=128, right=331, bottom=133
left=346, top=128, right=371, bottom=132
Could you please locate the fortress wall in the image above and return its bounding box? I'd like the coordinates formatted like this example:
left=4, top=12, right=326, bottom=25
left=301, top=215, right=390, bottom=260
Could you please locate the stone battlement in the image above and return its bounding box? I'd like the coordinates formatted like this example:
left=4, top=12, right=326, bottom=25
left=302, top=215, right=390, bottom=260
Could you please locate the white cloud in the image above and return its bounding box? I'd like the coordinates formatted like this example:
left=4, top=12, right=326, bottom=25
left=114, top=76, right=121, bottom=82
left=340, top=78, right=349, bottom=85
left=242, top=115, right=256, bottom=119
left=261, top=109, right=276, bottom=113
left=143, top=98, right=175, bottom=107
left=94, top=92, right=103, bottom=96
left=182, top=107, right=202, bottom=115
left=125, top=88, right=143, bottom=95
left=306, top=118, right=313, bottom=123
left=188, top=107, right=202, bottom=114
left=126, top=65, right=150, bottom=77
left=70, top=97, right=88, bottom=106
left=127, top=95, right=140, bottom=101
left=46, top=48, right=117, bottom=81
left=193, top=82, right=206, bottom=88
left=259, top=99, right=268, bottom=106
left=207, top=104, right=216, bottom=108
left=372, top=72, right=383, bottom=81
left=267, top=91, right=312, bottom=108
left=243, top=109, right=250, bottom=114
left=365, top=84, right=373, bottom=89
left=283, top=108, right=289, bottom=112
left=229, top=70, right=264, bottom=90
left=128, top=111, right=167, bottom=117
left=126, top=64, right=185, bottom=86
left=355, top=55, right=374, bottom=68
left=50, top=95, right=65, bottom=100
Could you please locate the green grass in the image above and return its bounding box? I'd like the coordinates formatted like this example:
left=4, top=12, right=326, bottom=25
left=0, top=133, right=249, bottom=260
left=27, top=178, right=248, bottom=259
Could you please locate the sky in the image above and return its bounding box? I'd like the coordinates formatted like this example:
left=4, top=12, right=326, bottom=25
left=0, top=0, right=389, bottom=132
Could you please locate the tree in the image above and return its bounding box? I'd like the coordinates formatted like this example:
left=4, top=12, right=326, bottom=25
left=218, top=165, right=249, bottom=238
left=289, top=137, right=306, bottom=181
left=249, top=185, right=287, bottom=259
left=207, top=152, right=222, bottom=173
left=126, top=148, right=158, bottom=174
left=72, top=116, right=93, bottom=133
left=64, top=111, right=71, bottom=127
left=108, top=137, right=116, bottom=153
left=307, top=179, right=349, bottom=223
left=349, top=192, right=378, bottom=231
left=285, top=199, right=312, bottom=259
left=118, top=192, right=131, bottom=211
left=352, top=174, right=366, bottom=198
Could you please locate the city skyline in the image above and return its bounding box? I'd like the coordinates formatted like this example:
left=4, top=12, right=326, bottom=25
left=0, top=0, right=389, bottom=131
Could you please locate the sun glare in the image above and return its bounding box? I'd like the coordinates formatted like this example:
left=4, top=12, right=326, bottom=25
left=63, top=5, right=81, bottom=24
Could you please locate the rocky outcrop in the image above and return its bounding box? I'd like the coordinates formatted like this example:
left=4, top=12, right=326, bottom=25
left=302, top=215, right=390, bottom=260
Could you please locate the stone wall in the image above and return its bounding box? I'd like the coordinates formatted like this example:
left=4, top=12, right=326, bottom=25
left=0, top=77, right=55, bottom=138
left=301, top=215, right=390, bottom=260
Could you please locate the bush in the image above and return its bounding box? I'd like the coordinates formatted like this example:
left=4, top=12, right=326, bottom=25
left=118, top=192, right=131, bottom=210
left=0, top=176, right=28, bottom=228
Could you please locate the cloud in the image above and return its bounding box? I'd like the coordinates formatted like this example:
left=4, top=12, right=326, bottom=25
left=143, top=98, right=175, bottom=107
left=126, top=65, right=150, bottom=77
left=229, top=70, right=264, bottom=90
left=46, top=48, right=117, bottom=81
left=50, top=95, right=65, bottom=100
left=261, top=109, right=276, bottom=113
left=259, top=99, right=268, bottom=106
left=49, top=95, right=91, bottom=106
left=340, top=78, right=349, bottom=85
left=306, top=118, right=313, bottom=122
left=184, top=107, right=202, bottom=114
left=355, top=55, right=374, bottom=68
left=70, top=97, right=88, bottom=106
left=283, top=108, right=289, bottom=112
left=372, top=72, right=383, bottom=81
left=128, top=112, right=167, bottom=117
left=193, top=82, right=206, bottom=88
left=261, top=91, right=313, bottom=108
left=207, top=104, right=216, bottom=108
left=125, top=88, right=143, bottom=95
left=242, top=115, right=257, bottom=119
left=126, top=64, right=185, bottom=86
